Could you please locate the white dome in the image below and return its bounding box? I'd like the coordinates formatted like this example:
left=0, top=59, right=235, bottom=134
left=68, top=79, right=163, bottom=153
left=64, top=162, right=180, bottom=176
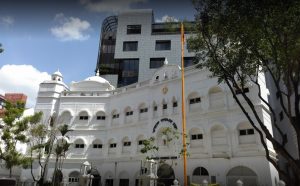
left=84, top=76, right=109, bottom=84
left=53, top=70, right=62, bottom=77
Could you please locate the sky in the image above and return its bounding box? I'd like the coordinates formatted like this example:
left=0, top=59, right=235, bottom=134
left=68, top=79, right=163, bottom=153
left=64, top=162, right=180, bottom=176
left=0, top=0, right=196, bottom=107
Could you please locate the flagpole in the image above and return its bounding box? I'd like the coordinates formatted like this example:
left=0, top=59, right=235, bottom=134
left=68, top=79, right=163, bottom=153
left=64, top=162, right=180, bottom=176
left=180, top=22, right=188, bottom=186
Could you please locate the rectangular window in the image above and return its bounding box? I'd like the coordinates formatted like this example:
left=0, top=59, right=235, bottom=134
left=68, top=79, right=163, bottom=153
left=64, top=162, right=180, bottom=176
left=110, top=143, right=117, bottom=148
left=155, top=40, right=171, bottom=50
left=69, top=177, right=79, bottom=183
left=140, top=108, right=148, bottom=113
left=79, top=116, right=88, bottom=120
left=153, top=106, right=158, bottom=111
left=163, top=104, right=168, bottom=110
left=173, top=102, right=178, bottom=107
left=126, top=111, right=133, bottom=116
left=127, top=25, right=141, bottom=34
left=75, top=144, right=84, bottom=148
left=191, top=134, right=203, bottom=140
left=184, top=57, right=195, bottom=67
left=150, top=58, right=165, bottom=69
left=93, top=144, right=103, bottom=149
left=247, top=129, right=254, bottom=135
left=123, top=141, right=131, bottom=146
left=97, top=116, right=106, bottom=120
left=112, top=114, right=119, bottom=119
left=235, top=87, right=249, bottom=95
left=123, top=41, right=138, bottom=51
left=138, top=140, right=144, bottom=145
left=189, top=97, right=201, bottom=104
left=239, top=129, right=254, bottom=136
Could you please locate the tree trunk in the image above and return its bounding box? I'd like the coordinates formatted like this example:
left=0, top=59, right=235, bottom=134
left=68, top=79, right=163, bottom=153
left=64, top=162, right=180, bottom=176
left=9, top=168, right=12, bottom=178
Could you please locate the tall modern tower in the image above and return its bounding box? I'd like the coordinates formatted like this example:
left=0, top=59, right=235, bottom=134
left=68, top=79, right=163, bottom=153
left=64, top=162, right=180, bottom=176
left=95, top=9, right=195, bottom=87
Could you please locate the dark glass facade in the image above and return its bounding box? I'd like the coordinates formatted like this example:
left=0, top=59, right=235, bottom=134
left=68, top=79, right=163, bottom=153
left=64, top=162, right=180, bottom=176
left=118, top=59, right=139, bottom=87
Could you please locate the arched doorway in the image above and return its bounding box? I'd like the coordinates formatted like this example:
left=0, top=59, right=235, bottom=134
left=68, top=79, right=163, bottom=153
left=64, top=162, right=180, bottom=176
left=157, top=164, right=175, bottom=186
left=192, top=167, right=209, bottom=184
left=87, top=168, right=101, bottom=186
left=68, top=171, right=80, bottom=186
left=226, top=166, right=257, bottom=186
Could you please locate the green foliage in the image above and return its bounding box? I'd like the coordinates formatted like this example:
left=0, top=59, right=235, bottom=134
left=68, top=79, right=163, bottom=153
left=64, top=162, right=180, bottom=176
left=140, top=127, right=189, bottom=160
left=189, top=0, right=300, bottom=184
left=0, top=102, right=42, bottom=177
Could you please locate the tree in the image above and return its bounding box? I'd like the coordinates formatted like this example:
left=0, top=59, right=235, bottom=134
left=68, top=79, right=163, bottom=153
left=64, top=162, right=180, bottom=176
left=0, top=101, right=40, bottom=177
left=29, top=116, right=72, bottom=186
left=52, top=124, right=72, bottom=186
left=29, top=115, right=54, bottom=185
left=188, top=0, right=300, bottom=185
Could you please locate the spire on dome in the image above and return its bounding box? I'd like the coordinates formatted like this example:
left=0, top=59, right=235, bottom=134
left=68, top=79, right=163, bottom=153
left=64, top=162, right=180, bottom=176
left=164, top=58, right=168, bottom=65
left=96, top=69, right=100, bottom=76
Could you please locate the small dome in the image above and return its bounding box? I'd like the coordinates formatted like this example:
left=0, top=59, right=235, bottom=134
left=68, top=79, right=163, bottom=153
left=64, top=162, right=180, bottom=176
left=84, top=76, right=109, bottom=84
left=53, top=70, right=62, bottom=77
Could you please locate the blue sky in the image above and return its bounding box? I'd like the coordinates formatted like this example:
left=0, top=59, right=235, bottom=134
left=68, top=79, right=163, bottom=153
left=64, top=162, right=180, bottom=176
left=0, top=0, right=196, bottom=106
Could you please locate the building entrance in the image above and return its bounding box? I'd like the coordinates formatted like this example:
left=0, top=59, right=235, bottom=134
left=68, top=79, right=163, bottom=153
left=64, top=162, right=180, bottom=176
left=157, top=164, right=175, bottom=186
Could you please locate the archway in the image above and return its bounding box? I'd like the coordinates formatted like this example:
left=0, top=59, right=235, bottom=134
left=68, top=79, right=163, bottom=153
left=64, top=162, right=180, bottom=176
left=157, top=164, right=175, bottom=186
left=87, top=167, right=101, bottom=186
left=192, top=167, right=209, bottom=184
left=226, top=166, right=257, bottom=186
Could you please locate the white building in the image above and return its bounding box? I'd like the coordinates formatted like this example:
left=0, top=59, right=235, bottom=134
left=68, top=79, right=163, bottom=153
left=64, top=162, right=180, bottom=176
left=21, top=62, right=279, bottom=186
left=17, top=9, right=282, bottom=186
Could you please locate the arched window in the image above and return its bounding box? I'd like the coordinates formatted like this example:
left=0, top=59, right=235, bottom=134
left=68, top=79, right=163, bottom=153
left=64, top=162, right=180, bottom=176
left=78, top=111, right=89, bottom=121
left=237, top=122, right=256, bottom=144
left=208, top=86, right=224, bottom=109
left=92, top=139, right=103, bottom=149
left=139, top=103, right=148, bottom=120
left=111, top=110, right=119, bottom=126
left=192, top=167, right=209, bottom=184
left=137, top=135, right=145, bottom=153
left=172, top=97, right=178, bottom=114
left=193, top=167, right=209, bottom=176
left=188, top=92, right=201, bottom=111
left=124, top=106, right=133, bottom=123
left=189, top=128, right=204, bottom=147
left=68, top=171, right=80, bottom=183
left=153, top=101, right=158, bottom=118
left=227, top=166, right=257, bottom=186
left=95, top=111, right=106, bottom=121
left=162, top=99, right=168, bottom=115
left=108, top=138, right=117, bottom=154
left=58, top=110, right=73, bottom=125
left=122, top=136, right=131, bottom=153
left=211, top=125, right=227, bottom=146
left=74, top=138, right=85, bottom=149
left=112, top=110, right=119, bottom=119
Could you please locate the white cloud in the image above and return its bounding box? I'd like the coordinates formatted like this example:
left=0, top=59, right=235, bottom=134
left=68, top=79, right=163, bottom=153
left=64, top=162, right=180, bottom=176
left=0, top=16, right=14, bottom=26
left=80, top=0, right=147, bottom=13
left=0, top=65, right=50, bottom=107
left=156, top=15, right=179, bottom=23
left=51, top=13, right=91, bottom=41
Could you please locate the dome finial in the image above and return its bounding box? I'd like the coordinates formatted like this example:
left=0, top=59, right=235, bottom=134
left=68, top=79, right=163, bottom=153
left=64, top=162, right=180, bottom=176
left=96, top=69, right=100, bottom=76
left=164, top=58, right=168, bottom=65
